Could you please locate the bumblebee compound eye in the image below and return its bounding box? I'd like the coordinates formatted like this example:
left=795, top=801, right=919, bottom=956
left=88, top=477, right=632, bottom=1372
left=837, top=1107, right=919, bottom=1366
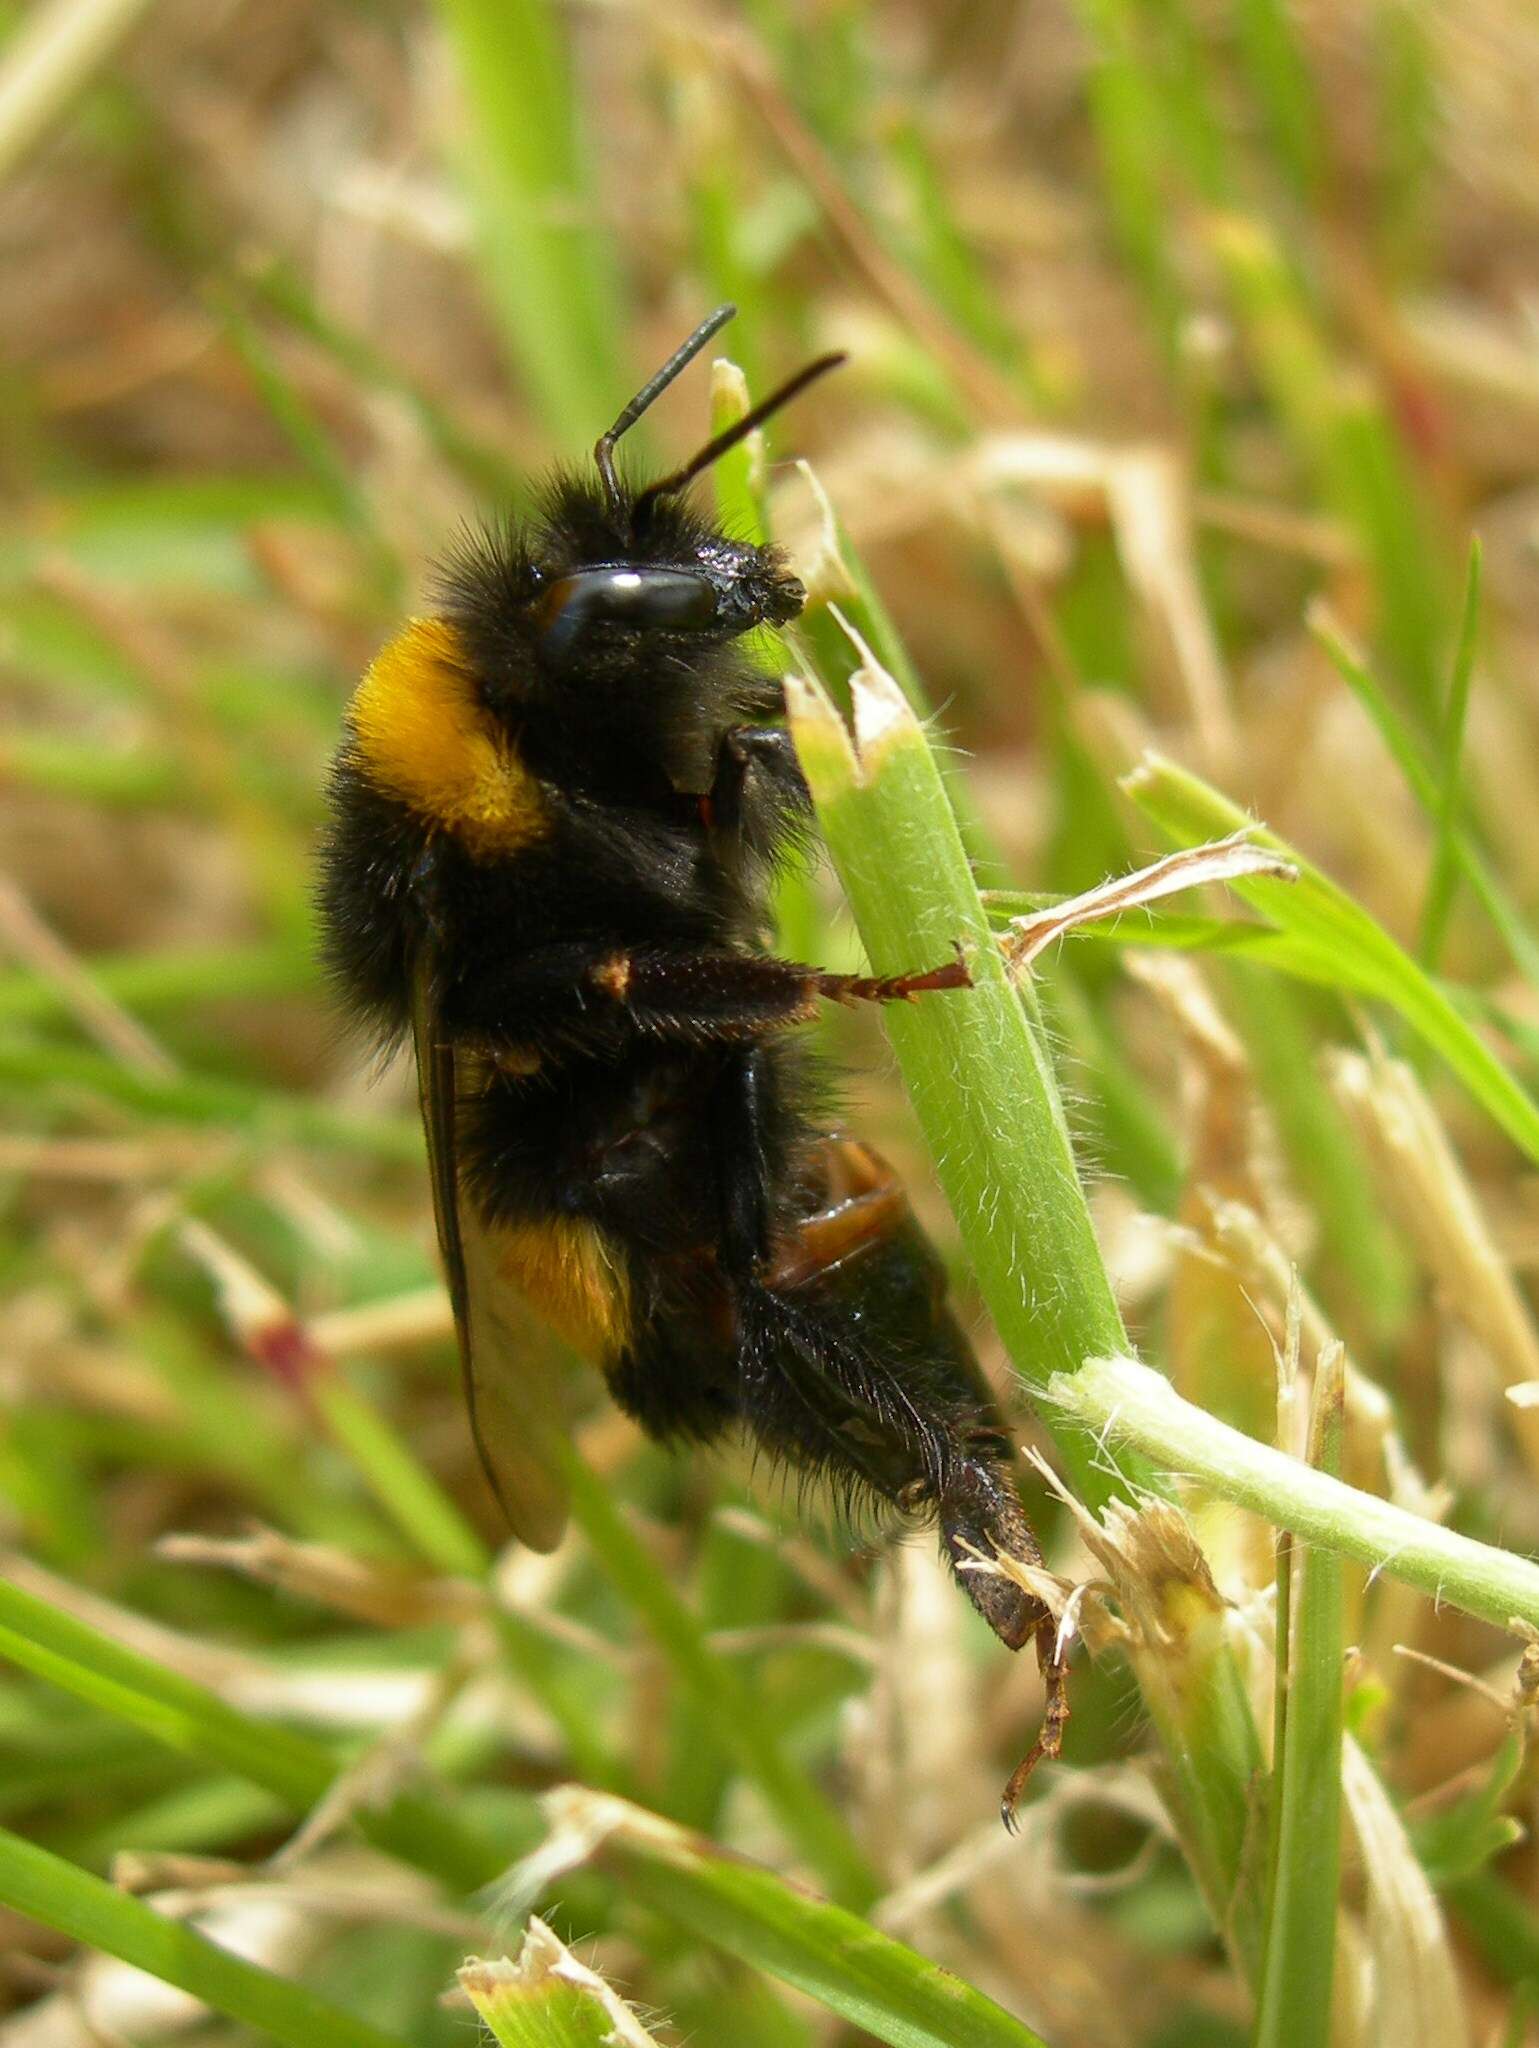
left=536, top=568, right=720, bottom=662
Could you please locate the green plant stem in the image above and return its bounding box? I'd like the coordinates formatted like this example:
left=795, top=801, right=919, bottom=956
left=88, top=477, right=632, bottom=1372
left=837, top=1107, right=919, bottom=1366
left=786, top=665, right=1143, bottom=1509
left=787, top=658, right=1269, bottom=1974
left=0, top=1824, right=414, bottom=2048
left=1046, top=1355, right=1539, bottom=1633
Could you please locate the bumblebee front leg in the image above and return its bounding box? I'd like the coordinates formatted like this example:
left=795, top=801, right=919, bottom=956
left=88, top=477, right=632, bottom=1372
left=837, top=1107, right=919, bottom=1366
left=707, top=724, right=808, bottom=837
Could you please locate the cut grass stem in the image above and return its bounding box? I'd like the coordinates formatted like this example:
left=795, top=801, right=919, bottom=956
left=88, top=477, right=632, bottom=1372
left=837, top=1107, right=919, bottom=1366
left=787, top=649, right=1269, bottom=1965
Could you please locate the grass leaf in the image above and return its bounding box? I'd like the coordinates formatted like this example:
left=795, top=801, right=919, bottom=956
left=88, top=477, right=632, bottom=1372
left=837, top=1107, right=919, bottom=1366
left=1123, top=752, right=1539, bottom=1167
left=519, top=1788, right=1052, bottom=2048
left=0, top=1823, right=415, bottom=2048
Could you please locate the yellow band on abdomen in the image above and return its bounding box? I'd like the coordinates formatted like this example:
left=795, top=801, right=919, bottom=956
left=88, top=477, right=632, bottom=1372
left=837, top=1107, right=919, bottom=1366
left=497, top=1216, right=633, bottom=1362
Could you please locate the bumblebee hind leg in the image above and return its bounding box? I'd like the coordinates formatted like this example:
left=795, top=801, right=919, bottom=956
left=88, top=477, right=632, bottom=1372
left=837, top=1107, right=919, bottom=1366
left=710, top=1064, right=1070, bottom=1820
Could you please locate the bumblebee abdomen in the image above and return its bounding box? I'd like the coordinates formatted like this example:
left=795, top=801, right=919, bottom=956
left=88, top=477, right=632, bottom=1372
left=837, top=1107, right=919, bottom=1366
left=494, top=1215, right=635, bottom=1361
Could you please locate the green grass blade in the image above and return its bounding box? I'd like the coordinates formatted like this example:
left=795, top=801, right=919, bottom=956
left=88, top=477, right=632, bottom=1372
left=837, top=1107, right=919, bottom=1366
left=0, top=1573, right=505, bottom=1890
left=291, top=1368, right=622, bottom=1792
left=1068, top=0, right=1180, bottom=351
left=1418, top=537, right=1483, bottom=970
left=431, top=0, right=622, bottom=446
left=0, top=1037, right=423, bottom=1161
left=0, top=941, right=312, bottom=1025
left=243, top=254, right=524, bottom=502
left=1234, top=0, right=1327, bottom=202
left=1447, top=1868, right=1539, bottom=1991
left=305, top=1373, right=487, bottom=1579
left=1253, top=1355, right=1345, bottom=2048
left=1211, top=216, right=1445, bottom=725
left=212, top=288, right=397, bottom=595
left=1221, top=969, right=1413, bottom=1344
left=1124, top=753, right=1539, bottom=1167
left=0, top=1823, right=414, bottom=2048
left=529, top=1789, right=1052, bottom=2048
left=1309, top=604, right=1539, bottom=985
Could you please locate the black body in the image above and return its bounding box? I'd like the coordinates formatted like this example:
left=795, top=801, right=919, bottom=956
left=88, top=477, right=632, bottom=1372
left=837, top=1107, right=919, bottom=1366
left=318, top=312, right=1061, bottom=1812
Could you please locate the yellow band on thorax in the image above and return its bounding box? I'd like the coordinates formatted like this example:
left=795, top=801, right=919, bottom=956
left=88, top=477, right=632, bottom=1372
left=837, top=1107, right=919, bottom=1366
left=349, top=617, right=547, bottom=858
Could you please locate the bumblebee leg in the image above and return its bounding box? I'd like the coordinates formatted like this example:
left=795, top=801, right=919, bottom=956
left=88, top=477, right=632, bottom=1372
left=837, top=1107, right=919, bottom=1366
left=710, top=1044, right=777, bottom=1275
left=451, top=941, right=970, bottom=1049
left=932, top=1440, right=1066, bottom=1826
left=1000, top=1633, right=1071, bottom=1832
left=605, top=946, right=970, bottom=1030
left=708, top=725, right=808, bottom=834
left=709, top=1092, right=1069, bottom=1817
left=935, top=1451, right=1055, bottom=1652
left=754, top=1136, right=1059, bottom=1650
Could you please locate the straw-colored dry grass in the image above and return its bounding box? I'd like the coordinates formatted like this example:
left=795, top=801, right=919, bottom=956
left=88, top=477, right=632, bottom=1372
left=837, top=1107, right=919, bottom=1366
left=3, top=2, right=1539, bottom=2043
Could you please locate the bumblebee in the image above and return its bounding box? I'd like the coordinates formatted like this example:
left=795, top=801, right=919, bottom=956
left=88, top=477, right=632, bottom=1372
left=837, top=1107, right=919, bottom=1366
left=318, top=307, right=1064, bottom=1818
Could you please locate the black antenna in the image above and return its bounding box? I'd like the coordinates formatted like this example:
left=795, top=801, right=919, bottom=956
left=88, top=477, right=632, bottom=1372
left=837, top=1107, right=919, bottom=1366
left=631, top=349, right=847, bottom=526
left=594, top=304, right=738, bottom=519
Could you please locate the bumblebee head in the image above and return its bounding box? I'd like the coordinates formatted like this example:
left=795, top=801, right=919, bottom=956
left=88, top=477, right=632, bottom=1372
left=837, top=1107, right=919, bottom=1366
left=531, top=527, right=805, bottom=668
left=525, top=305, right=835, bottom=671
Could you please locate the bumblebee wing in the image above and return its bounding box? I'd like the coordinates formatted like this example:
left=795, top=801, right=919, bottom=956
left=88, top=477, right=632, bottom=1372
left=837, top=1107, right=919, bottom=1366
left=410, top=956, right=570, bottom=1552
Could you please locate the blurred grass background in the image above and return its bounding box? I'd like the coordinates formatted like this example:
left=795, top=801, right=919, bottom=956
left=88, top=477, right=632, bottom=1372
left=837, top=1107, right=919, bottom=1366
left=2, top=0, right=1539, bottom=2042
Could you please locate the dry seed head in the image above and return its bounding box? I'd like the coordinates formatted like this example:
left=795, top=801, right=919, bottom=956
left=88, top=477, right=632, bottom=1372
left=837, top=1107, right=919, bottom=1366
left=1329, top=1049, right=1539, bottom=1474
left=1093, top=1498, right=1228, bottom=1649
left=1042, top=1467, right=1230, bottom=1668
